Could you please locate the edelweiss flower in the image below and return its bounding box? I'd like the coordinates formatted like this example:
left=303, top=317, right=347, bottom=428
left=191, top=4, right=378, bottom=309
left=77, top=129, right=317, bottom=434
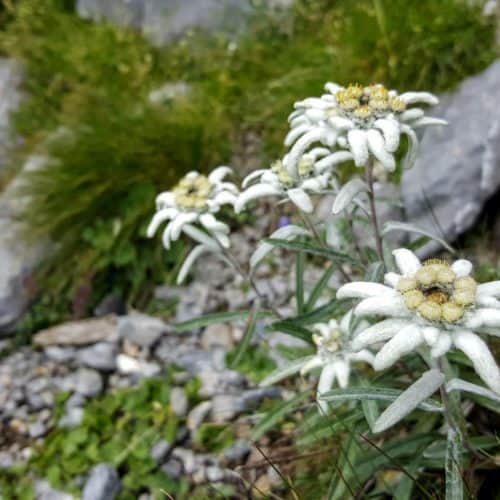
left=235, top=149, right=352, bottom=214
left=285, top=82, right=446, bottom=174
left=337, top=248, right=500, bottom=393
left=300, top=314, right=374, bottom=413
left=147, top=167, right=238, bottom=249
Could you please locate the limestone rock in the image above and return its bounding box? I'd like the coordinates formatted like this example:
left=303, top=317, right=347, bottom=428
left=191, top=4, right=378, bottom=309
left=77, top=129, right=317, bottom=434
left=402, top=60, right=500, bottom=254
left=82, top=463, right=121, bottom=500
left=33, top=317, right=117, bottom=347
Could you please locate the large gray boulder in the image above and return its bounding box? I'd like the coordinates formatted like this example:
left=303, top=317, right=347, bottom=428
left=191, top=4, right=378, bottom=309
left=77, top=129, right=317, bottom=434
left=77, top=0, right=252, bottom=46
left=402, top=60, right=500, bottom=254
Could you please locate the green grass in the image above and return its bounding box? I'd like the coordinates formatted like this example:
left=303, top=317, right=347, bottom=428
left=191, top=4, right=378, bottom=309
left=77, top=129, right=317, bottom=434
left=0, top=0, right=496, bottom=320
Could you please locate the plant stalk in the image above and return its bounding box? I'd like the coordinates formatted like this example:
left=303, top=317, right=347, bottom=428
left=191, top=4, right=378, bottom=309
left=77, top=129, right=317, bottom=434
left=364, top=158, right=385, bottom=267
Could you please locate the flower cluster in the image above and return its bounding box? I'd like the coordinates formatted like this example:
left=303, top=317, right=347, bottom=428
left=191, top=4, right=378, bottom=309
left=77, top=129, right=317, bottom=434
left=147, top=167, right=238, bottom=250
left=301, top=315, right=374, bottom=413
left=285, top=82, right=445, bottom=173
left=338, top=249, right=500, bottom=394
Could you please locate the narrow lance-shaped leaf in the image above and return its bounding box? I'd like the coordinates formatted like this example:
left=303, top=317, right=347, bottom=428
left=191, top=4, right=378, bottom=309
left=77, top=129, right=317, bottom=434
left=446, top=378, right=500, bottom=408
left=230, top=301, right=260, bottom=368
left=296, top=249, right=305, bottom=314
left=175, top=309, right=271, bottom=332
left=250, top=225, right=310, bottom=269
left=319, top=386, right=442, bottom=413
left=260, top=356, right=315, bottom=387
left=305, top=263, right=336, bottom=311
left=382, top=220, right=455, bottom=254
left=332, top=178, right=368, bottom=214
left=373, top=369, right=445, bottom=433
left=251, top=390, right=312, bottom=440
left=265, top=238, right=357, bottom=265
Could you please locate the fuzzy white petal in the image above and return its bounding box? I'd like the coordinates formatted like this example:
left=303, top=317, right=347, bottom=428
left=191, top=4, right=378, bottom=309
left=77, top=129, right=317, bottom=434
left=285, top=129, right=325, bottom=176
left=399, top=92, right=439, bottom=106
left=169, top=212, right=198, bottom=240
left=350, top=349, right=375, bottom=365
left=422, top=327, right=440, bottom=346
left=430, top=332, right=452, bottom=358
left=451, top=259, right=472, bottom=278
left=314, top=151, right=354, bottom=173
left=347, top=129, right=369, bottom=167
left=373, top=324, right=423, bottom=370
left=287, top=188, right=314, bottom=213
left=300, top=176, right=328, bottom=192
left=333, top=360, right=350, bottom=389
left=211, top=191, right=237, bottom=206
left=400, top=124, right=419, bottom=169
left=411, top=117, right=448, bottom=127
left=284, top=124, right=313, bottom=147
left=213, top=231, right=230, bottom=248
left=367, top=129, right=396, bottom=171
left=199, top=213, right=229, bottom=234
left=155, top=191, right=176, bottom=209
left=177, top=245, right=209, bottom=284
left=337, top=282, right=396, bottom=299
left=374, top=118, right=400, bottom=153
left=351, top=319, right=411, bottom=350
left=300, top=356, right=323, bottom=375
left=466, top=308, right=500, bottom=328
left=384, top=272, right=401, bottom=288
left=147, top=207, right=178, bottom=237
left=400, top=108, right=424, bottom=122
left=235, top=184, right=282, bottom=213
left=317, top=363, right=337, bottom=414
left=182, top=224, right=219, bottom=251
left=161, top=222, right=174, bottom=250
left=392, top=248, right=421, bottom=276
left=208, top=166, right=232, bottom=183
left=241, top=169, right=269, bottom=188
left=328, top=116, right=355, bottom=130
left=477, top=281, right=500, bottom=298
left=325, top=82, right=342, bottom=94
left=453, top=331, right=500, bottom=394
left=332, top=178, right=367, bottom=214
left=355, top=296, right=410, bottom=318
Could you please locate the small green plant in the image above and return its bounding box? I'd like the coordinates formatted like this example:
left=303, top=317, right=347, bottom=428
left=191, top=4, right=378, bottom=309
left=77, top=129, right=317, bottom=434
left=25, top=376, right=188, bottom=499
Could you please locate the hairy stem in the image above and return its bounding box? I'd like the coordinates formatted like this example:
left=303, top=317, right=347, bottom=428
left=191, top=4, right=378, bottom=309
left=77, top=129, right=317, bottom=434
left=364, top=158, right=385, bottom=267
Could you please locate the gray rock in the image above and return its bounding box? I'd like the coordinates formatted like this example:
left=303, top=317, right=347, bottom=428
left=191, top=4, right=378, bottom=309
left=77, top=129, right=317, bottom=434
left=223, top=439, right=251, bottom=465
left=77, top=342, right=117, bottom=371
left=44, top=346, right=77, bottom=363
left=200, top=323, right=234, bottom=351
left=241, top=387, right=282, bottom=408
left=161, top=457, right=183, bottom=480
left=118, top=312, right=167, bottom=347
left=171, top=448, right=198, bottom=474
left=0, top=451, right=14, bottom=470
left=77, top=0, right=251, bottom=46
left=116, top=354, right=161, bottom=377
left=59, top=407, right=84, bottom=428
left=82, top=463, right=121, bottom=500
left=198, top=369, right=246, bottom=398
left=211, top=394, right=245, bottom=423
left=402, top=60, right=500, bottom=255
left=35, top=480, right=74, bottom=500
left=170, top=387, right=189, bottom=417
left=186, top=401, right=212, bottom=431
left=65, top=392, right=86, bottom=409
left=73, top=368, right=103, bottom=397
left=33, top=317, right=117, bottom=347
left=28, top=420, right=48, bottom=439
left=0, top=156, right=47, bottom=334
left=150, top=439, right=173, bottom=463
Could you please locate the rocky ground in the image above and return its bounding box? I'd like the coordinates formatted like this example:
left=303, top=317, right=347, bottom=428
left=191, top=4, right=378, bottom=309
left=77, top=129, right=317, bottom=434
left=0, top=223, right=321, bottom=499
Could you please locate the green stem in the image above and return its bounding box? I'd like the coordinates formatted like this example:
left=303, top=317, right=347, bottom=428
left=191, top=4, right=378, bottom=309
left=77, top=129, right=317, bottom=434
left=364, top=158, right=385, bottom=267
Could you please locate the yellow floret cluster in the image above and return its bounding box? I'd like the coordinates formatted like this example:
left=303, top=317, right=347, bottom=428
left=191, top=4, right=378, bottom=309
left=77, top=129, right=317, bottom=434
left=173, top=174, right=212, bottom=209
left=397, top=260, right=477, bottom=323
left=335, top=83, right=406, bottom=121
left=313, top=327, right=341, bottom=354
left=272, top=157, right=314, bottom=187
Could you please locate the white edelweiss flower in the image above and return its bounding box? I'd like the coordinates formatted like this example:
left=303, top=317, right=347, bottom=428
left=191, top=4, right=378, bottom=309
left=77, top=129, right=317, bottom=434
left=236, top=149, right=352, bottom=214
left=300, top=312, right=374, bottom=414
left=337, top=248, right=500, bottom=394
left=148, top=167, right=238, bottom=283
left=285, top=82, right=446, bottom=175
